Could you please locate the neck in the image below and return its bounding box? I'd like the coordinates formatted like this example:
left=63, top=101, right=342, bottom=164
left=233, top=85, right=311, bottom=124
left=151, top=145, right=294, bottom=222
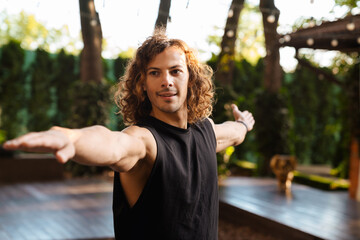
left=150, top=111, right=188, bottom=129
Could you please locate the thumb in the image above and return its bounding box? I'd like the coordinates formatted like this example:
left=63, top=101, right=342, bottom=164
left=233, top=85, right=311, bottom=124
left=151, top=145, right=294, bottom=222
left=231, top=104, right=244, bottom=120
left=231, top=104, right=238, bottom=111
left=55, top=144, right=75, bottom=164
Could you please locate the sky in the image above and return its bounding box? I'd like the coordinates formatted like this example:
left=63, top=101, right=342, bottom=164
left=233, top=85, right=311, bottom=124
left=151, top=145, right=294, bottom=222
left=0, top=0, right=355, bottom=72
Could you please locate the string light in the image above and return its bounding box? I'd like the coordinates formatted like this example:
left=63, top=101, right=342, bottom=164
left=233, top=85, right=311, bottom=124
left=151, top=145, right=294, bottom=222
left=309, top=18, right=315, bottom=28
left=346, top=21, right=355, bottom=31
left=90, top=19, right=97, bottom=26
left=306, top=38, right=314, bottom=46
left=357, top=37, right=360, bottom=44
left=228, top=9, right=234, bottom=18
left=226, top=30, right=234, bottom=37
left=331, top=39, right=338, bottom=47
left=267, top=14, right=275, bottom=23
left=284, top=35, right=291, bottom=42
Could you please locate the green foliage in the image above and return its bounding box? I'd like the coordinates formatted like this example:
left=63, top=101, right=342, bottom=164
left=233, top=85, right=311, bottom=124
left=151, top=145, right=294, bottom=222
left=68, top=81, right=111, bottom=128
left=0, top=10, right=82, bottom=54
left=103, top=56, right=129, bottom=131
left=0, top=129, right=6, bottom=144
left=334, top=0, right=359, bottom=8
left=285, top=62, right=349, bottom=169
left=0, top=40, right=27, bottom=139
left=27, top=49, right=54, bottom=132
left=65, top=80, right=112, bottom=176
left=254, top=90, right=291, bottom=176
left=52, top=50, right=79, bottom=127
left=209, top=56, right=263, bottom=171
left=293, top=171, right=349, bottom=191
left=114, top=56, right=129, bottom=80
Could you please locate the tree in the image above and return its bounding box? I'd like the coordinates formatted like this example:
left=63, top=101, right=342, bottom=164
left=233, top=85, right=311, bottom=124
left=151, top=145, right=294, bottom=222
left=252, top=0, right=290, bottom=176
left=79, top=0, right=103, bottom=83
left=28, top=49, right=54, bottom=132
left=215, top=0, right=245, bottom=85
left=259, top=0, right=282, bottom=93
left=0, top=41, right=26, bottom=139
left=155, top=0, right=172, bottom=30
left=53, top=50, right=78, bottom=127
left=0, top=10, right=81, bottom=54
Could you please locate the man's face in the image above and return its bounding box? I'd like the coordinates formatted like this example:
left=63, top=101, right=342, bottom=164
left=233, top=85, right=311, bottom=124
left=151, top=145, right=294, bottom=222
left=143, top=46, right=189, bottom=119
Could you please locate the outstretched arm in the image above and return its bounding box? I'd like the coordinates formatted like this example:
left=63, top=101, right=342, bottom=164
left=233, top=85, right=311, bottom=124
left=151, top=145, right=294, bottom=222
left=3, top=125, right=152, bottom=172
left=210, top=104, right=255, bottom=152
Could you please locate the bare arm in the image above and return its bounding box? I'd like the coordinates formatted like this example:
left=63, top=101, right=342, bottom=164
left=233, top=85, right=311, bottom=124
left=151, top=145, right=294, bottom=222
left=3, top=125, right=153, bottom=172
left=210, top=104, right=255, bottom=152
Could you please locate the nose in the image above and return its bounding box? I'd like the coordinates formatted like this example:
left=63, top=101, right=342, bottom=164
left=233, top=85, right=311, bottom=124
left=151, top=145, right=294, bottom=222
left=161, top=72, right=173, bottom=88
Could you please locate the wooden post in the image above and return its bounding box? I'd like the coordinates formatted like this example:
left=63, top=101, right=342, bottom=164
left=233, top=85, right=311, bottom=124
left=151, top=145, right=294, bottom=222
left=349, top=137, right=360, bottom=201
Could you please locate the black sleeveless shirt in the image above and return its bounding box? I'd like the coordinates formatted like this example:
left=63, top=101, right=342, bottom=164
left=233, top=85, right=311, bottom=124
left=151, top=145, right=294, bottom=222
left=113, top=116, right=218, bottom=240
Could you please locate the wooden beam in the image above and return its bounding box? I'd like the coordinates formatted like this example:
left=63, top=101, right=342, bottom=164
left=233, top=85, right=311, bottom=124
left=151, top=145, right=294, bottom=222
left=279, top=14, right=360, bottom=52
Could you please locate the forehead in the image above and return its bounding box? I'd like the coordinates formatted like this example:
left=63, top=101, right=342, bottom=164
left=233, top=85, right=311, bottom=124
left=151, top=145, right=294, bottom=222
left=147, top=46, right=187, bottom=68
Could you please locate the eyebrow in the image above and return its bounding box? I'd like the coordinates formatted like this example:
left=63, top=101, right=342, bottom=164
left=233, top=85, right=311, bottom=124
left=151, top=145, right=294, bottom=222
left=146, top=65, right=184, bottom=72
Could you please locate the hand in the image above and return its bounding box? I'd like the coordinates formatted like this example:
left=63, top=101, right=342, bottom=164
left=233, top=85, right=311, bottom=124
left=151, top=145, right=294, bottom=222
left=3, top=127, right=75, bottom=164
left=231, top=104, right=255, bottom=132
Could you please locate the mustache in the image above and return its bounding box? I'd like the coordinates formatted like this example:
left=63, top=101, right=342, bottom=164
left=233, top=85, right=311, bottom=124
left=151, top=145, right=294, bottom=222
left=156, top=88, right=177, bottom=94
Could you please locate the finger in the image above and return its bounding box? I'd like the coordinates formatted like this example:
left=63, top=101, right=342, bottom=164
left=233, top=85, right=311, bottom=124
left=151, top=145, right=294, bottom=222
left=231, top=104, right=246, bottom=119
left=56, top=144, right=75, bottom=164
left=3, top=132, right=39, bottom=149
left=4, top=132, right=66, bottom=153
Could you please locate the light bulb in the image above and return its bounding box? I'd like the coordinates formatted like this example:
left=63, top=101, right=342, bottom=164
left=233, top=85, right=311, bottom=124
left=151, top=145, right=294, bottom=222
left=306, top=38, right=314, bottom=46
left=331, top=39, right=338, bottom=47
left=226, top=30, right=234, bottom=38
left=346, top=22, right=355, bottom=31
left=267, top=15, right=275, bottom=23
left=90, top=19, right=97, bottom=26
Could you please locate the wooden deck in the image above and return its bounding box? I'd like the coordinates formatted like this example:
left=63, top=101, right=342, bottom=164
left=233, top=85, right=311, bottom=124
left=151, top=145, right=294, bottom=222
left=219, top=176, right=360, bottom=240
left=0, top=176, right=359, bottom=239
left=0, top=177, right=115, bottom=240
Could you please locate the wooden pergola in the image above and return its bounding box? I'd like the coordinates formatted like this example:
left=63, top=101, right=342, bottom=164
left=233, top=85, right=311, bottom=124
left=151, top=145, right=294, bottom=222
left=278, top=14, right=360, bottom=201
left=279, top=14, right=360, bottom=52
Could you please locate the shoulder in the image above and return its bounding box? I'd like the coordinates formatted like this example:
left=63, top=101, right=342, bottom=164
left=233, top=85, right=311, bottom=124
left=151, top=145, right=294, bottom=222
left=122, top=125, right=157, bottom=161
left=204, top=118, right=216, bottom=134
left=194, top=118, right=217, bottom=148
left=122, top=125, right=155, bottom=146
left=206, top=118, right=215, bottom=128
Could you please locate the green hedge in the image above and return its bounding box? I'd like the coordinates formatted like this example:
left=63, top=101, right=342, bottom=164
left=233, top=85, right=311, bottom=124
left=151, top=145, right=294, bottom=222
left=0, top=42, right=355, bottom=178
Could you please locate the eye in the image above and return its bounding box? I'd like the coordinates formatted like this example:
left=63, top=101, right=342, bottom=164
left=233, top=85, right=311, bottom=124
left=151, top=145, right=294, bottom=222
left=148, top=71, right=159, bottom=77
left=171, top=69, right=182, bottom=75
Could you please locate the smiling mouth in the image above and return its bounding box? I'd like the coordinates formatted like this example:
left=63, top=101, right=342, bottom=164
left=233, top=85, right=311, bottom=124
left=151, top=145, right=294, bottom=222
left=157, top=91, right=177, bottom=97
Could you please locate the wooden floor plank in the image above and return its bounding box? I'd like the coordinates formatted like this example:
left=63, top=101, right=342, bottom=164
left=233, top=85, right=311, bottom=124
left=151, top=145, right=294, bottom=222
left=219, top=176, right=360, bottom=240
left=0, top=178, right=115, bottom=240
left=1, top=176, right=359, bottom=240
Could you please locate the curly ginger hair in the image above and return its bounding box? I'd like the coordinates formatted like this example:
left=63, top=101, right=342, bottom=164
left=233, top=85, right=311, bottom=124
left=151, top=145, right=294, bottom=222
left=114, top=29, right=215, bottom=125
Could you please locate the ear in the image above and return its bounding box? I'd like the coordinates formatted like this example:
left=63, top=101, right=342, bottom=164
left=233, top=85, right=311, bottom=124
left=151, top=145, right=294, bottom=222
left=143, top=83, right=147, bottom=91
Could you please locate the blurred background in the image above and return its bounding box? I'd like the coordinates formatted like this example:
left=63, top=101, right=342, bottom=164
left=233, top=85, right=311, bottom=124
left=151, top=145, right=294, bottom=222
left=0, top=0, right=358, bottom=183
left=0, top=0, right=359, bottom=239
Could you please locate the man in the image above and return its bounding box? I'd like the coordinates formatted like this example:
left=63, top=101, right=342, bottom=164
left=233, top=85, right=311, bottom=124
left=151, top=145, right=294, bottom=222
left=4, top=30, right=254, bottom=239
